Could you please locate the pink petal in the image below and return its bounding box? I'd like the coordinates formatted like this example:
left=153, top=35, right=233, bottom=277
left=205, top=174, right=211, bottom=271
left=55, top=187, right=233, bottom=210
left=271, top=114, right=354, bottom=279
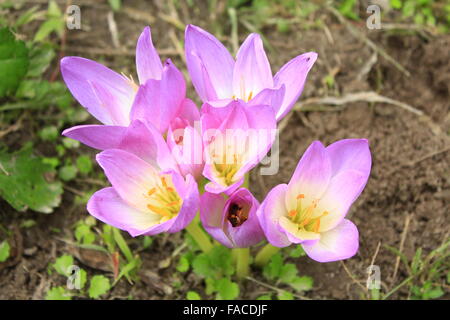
left=247, top=85, right=286, bottom=114
left=130, top=60, right=186, bottom=133
left=96, top=149, right=160, bottom=212
left=233, top=33, right=273, bottom=100
left=302, top=219, right=359, bottom=262
left=60, top=57, right=135, bottom=125
left=273, top=52, right=318, bottom=120
left=185, top=24, right=235, bottom=101
left=286, top=141, right=331, bottom=208
left=87, top=187, right=161, bottom=237
left=326, top=139, right=372, bottom=178
left=62, top=124, right=127, bottom=150
left=317, top=169, right=368, bottom=232
left=257, top=184, right=291, bottom=247
left=200, top=192, right=234, bottom=248
left=135, top=26, right=163, bottom=84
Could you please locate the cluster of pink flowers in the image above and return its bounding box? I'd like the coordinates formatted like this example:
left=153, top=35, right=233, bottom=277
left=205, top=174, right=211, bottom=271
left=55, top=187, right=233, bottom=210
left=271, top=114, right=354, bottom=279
left=61, top=26, right=371, bottom=263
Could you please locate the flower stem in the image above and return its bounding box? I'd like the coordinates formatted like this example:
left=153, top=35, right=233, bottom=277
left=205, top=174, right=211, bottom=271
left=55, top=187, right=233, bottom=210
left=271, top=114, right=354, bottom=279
left=254, top=243, right=280, bottom=267
left=185, top=220, right=213, bottom=253
left=235, top=247, right=250, bottom=280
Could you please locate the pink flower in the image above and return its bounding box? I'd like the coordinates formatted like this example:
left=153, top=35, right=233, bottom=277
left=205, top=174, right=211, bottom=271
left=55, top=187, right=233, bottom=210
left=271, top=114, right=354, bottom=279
left=200, top=99, right=276, bottom=194
left=62, top=26, right=191, bottom=143
left=257, top=139, right=371, bottom=262
left=185, top=24, right=317, bottom=120
left=88, top=149, right=198, bottom=237
left=200, top=188, right=264, bottom=248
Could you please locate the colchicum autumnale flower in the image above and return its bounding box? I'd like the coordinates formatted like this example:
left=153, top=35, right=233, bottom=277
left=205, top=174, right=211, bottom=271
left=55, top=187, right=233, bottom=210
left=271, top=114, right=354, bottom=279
left=88, top=149, right=199, bottom=236
left=200, top=188, right=264, bottom=248
left=185, top=24, right=317, bottom=120
left=62, top=26, right=193, bottom=149
left=257, top=139, right=371, bottom=262
left=201, top=99, right=276, bottom=194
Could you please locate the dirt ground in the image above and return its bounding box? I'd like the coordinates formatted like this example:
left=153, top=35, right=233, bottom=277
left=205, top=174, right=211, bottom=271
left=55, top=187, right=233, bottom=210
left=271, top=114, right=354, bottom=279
left=0, top=1, right=449, bottom=299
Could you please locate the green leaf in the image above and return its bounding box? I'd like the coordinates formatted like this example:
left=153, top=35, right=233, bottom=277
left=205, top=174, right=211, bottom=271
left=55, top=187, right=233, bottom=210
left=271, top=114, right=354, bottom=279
left=15, top=6, right=42, bottom=28
left=26, top=43, right=55, bottom=78
left=59, top=165, right=77, bottom=181
left=192, top=253, right=214, bottom=278
left=390, top=0, right=402, bottom=9
left=263, top=253, right=283, bottom=280
left=34, top=18, right=64, bottom=42
left=0, top=27, right=29, bottom=98
left=0, top=147, right=63, bottom=213
left=424, top=287, right=444, bottom=300
left=39, top=126, right=59, bottom=141
left=289, top=276, right=314, bottom=292
left=289, top=246, right=306, bottom=258
left=76, top=155, right=93, bottom=175
left=62, top=138, right=80, bottom=149
left=0, top=240, right=10, bottom=262
left=108, top=0, right=122, bottom=12
left=277, top=290, right=294, bottom=300
left=75, top=224, right=96, bottom=245
left=176, top=256, right=190, bottom=273
left=46, top=286, right=71, bottom=300
left=52, top=254, right=74, bottom=276
left=88, top=275, right=111, bottom=299
left=256, top=294, right=272, bottom=300
left=78, top=268, right=88, bottom=290
left=279, top=263, right=298, bottom=283
left=216, top=278, right=239, bottom=300
left=112, top=227, right=133, bottom=262
left=186, top=291, right=201, bottom=300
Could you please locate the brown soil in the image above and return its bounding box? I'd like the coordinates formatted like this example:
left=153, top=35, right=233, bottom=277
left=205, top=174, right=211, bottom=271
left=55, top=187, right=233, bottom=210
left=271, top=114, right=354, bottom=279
left=0, top=1, right=449, bottom=299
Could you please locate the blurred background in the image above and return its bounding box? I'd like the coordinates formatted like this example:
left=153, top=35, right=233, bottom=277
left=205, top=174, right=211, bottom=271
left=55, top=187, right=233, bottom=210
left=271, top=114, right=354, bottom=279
left=0, top=0, right=449, bottom=300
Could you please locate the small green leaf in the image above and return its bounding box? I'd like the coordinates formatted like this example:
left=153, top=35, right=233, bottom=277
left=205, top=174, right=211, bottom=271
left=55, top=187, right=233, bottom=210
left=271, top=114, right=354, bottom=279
left=277, top=290, right=294, bottom=300
left=76, top=155, right=93, bottom=175
left=263, top=253, right=283, bottom=280
left=62, top=138, right=80, bottom=149
left=0, top=240, right=10, bottom=262
left=186, top=291, right=201, bottom=300
left=289, top=246, right=306, bottom=258
left=26, top=43, right=55, bottom=78
left=257, top=294, right=272, bottom=300
left=59, top=165, right=77, bottom=181
left=89, top=275, right=111, bottom=299
left=52, top=254, right=74, bottom=277
left=192, top=253, right=214, bottom=278
left=279, top=263, right=298, bottom=283
left=0, top=147, right=63, bottom=213
left=46, top=286, right=71, bottom=300
left=176, top=256, right=190, bottom=273
left=108, top=0, right=122, bottom=12
left=289, top=276, right=314, bottom=292
left=0, top=27, right=29, bottom=98
left=39, top=126, right=59, bottom=141
left=216, top=278, right=239, bottom=300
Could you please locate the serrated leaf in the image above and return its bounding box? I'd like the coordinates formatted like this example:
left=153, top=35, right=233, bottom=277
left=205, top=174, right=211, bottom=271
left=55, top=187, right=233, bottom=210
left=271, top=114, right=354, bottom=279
left=216, top=278, right=239, bottom=300
left=289, top=276, right=314, bottom=292
left=263, top=253, right=283, bottom=280
left=176, top=256, right=190, bottom=273
left=76, top=155, right=93, bottom=175
left=89, top=275, right=111, bottom=299
left=52, top=254, right=74, bottom=276
left=46, top=286, right=71, bottom=300
left=0, top=240, right=10, bottom=262
left=0, top=147, right=63, bottom=213
left=187, top=291, right=201, bottom=300
left=26, top=43, right=55, bottom=78
left=277, top=291, right=294, bottom=300
left=279, top=263, right=298, bottom=283
left=0, top=27, right=29, bottom=98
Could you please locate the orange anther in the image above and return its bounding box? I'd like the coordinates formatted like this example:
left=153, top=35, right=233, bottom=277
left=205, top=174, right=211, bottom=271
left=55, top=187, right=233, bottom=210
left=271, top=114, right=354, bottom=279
left=297, top=194, right=305, bottom=199
left=288, top=210, right=297, bottom=217
left=313, top=219, right=321, bottom=233
left=147, top=188, right=156, bottom=196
